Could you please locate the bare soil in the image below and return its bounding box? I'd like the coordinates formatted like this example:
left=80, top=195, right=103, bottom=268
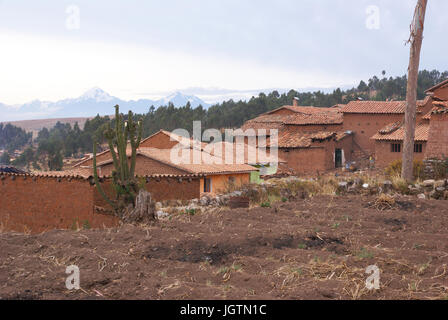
left=1, top=195, right=448, bottom=300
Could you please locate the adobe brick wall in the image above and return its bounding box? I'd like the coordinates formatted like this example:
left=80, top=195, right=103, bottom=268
left=199, top=173, right=250, bottom=195
left=343, top=113, right=404, bottom=155
left=432, top=87, right=448, bottom=101
left=426, top=113, right=448, bottom=159
left=279, top=147, right=329, bottom=175
left=374, top=141, right=426, bottom=168
left=140, top=132, right=180, bottom=149
left=94, top=176, right=201, bottom=210
left=0, top=175, right=119, bottom=234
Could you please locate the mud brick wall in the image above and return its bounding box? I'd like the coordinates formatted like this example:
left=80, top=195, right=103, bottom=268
left=94, top=176, right=201, bottom=210
left=426, top=113, right=448, bottom=159
left=0, top=175, right=119, bottom=234
left=279, top=147, right=328, bottom=175
left=343, top=113, right=404, bottom=155
left=374, top=141, right=427, bottom=168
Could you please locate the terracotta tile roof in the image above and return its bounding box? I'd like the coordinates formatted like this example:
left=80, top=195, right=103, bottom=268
left=0, top=170, right=203, bottom=181
left=137, top=148, right=257, bottom=175
left=266, top=105, right=326, bottom=115
left=203, top=141, right=286, bottom=164
left=372, top=122, right=429, bottom=142
left=422, top=101, right=448, bottom=119
left=342, top=100, right=426, bottom=114
left=242, top=106, right=343, bottom=129
left=283, top=111, right=343, bottom=125
left=378, top=121, right=402, bottom=134
left=73, top=129, right=207, bottom=168
left=425, top=79, right=448, bottom=93
left=274, top=130, right=341, bottom=149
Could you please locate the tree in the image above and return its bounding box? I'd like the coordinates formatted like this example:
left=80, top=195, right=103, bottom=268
left=0, top=152, right=10, bottom=165
left=402, top=0, right=428, bottom=182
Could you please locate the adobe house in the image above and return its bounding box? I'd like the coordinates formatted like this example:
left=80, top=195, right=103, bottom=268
left=341, top=98, right=433, bottom=157
left=74, top=130, right=258, bottom=196
left=241, top=101, right=344, bottom=135
left=240, top=101, right=352, bottom=175
left=370, top=79, right=448, bottom=167
left=272, top=129, right=354, bottom=175
left=371, top=122, right=429, bottom=168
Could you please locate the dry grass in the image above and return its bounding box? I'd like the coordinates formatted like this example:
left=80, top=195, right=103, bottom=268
left=369, top=193, right=396, bottom=211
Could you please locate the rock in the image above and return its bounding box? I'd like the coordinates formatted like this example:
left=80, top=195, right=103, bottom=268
left=157, top=211, right=169, bottom=218
left=423, top=180, right=435, bottom=187
left=436, top=187, right=446, bottom=192
left=417, top=193, right=426, bottom=200
left=383, top=180, right=393, bottom=192
left=362, top=183, right=369, bottom=189
left=435, top=180, right=445, bottom=188
left=155, top=202, right=163, bottom=211
left=338, top=181, right=348, bottom=188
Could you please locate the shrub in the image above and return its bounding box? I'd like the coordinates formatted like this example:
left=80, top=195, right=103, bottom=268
left=385, top=159, right=425, bottom=180
left=260, top=202, right=271, bottom=208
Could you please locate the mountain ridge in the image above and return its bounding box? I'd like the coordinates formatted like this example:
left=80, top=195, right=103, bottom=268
left=0, top=88, right=211, bottom=122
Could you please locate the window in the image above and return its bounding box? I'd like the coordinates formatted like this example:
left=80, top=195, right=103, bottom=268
left=414, top=143, right=423, bottom=153
left=203, top=177, right=212, bottom=193
left=391, top=143, right=401, bottom=153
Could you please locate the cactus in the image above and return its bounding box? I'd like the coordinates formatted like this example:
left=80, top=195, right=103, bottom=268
left=93, top=105, right=143, bottom=214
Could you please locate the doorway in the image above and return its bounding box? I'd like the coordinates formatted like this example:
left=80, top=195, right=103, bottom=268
left=335, top=149, right=343, bottom=168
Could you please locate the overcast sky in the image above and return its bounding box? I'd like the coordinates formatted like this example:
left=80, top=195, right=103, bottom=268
left=0, top=0, right=447, bottom=104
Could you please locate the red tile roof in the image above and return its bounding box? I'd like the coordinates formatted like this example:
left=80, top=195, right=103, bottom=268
left=137, top=148, right=257, bottom=175
left=242, top=106, right=343, bottom=129
left=372, top=123, right=429, bottom=142
left=274, top=130, right=349, bottom=149
left=202, top=141, right=286, bottom=164
left=342, top=100, right=426, bottom=114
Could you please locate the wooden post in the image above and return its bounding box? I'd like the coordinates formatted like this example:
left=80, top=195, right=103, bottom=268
left=402, top=0, right=428, bottom=182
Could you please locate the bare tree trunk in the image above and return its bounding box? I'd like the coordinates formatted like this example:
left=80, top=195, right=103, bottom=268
left=402, top=0, right=428, bottom=181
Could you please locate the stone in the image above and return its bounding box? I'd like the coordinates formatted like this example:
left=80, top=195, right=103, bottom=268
left=338, top=181, right=348, bottom=188
left=436, top=187, right=446, bottom=192
left=362, top=183, right=369, bottom=189
left=423, top=180, right=435, bottom=187
left=157, top=211, right=169, bottom=218
left=434, top=180, right=445, bottom=188
left=417, top=193, right=426, bottom=200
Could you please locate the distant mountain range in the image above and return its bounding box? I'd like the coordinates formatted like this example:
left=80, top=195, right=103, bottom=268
left=0, top=88, right=211, bottom=122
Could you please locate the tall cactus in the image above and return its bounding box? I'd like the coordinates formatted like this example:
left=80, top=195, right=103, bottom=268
left=93, top=105, right=143, bottom=213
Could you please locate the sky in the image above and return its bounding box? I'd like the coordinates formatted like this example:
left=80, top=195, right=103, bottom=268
left=0, top=0, right=447, bottom=105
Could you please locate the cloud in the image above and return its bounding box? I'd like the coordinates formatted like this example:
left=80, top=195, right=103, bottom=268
left=0, top=30, right=356, bottom=104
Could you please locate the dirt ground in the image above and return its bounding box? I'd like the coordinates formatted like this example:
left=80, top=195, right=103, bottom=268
left=1, top=195, right=448, bottom=300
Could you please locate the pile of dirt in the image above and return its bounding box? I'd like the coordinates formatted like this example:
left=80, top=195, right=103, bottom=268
left=1, top=195, right=447, bottom=300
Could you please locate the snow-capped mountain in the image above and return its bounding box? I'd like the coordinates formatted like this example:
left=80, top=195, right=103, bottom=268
left=156, top=91, right=207, bottom=108
left=77, top=87, right=115, bottom=102
left=0, top=88, right=210, bottom=122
